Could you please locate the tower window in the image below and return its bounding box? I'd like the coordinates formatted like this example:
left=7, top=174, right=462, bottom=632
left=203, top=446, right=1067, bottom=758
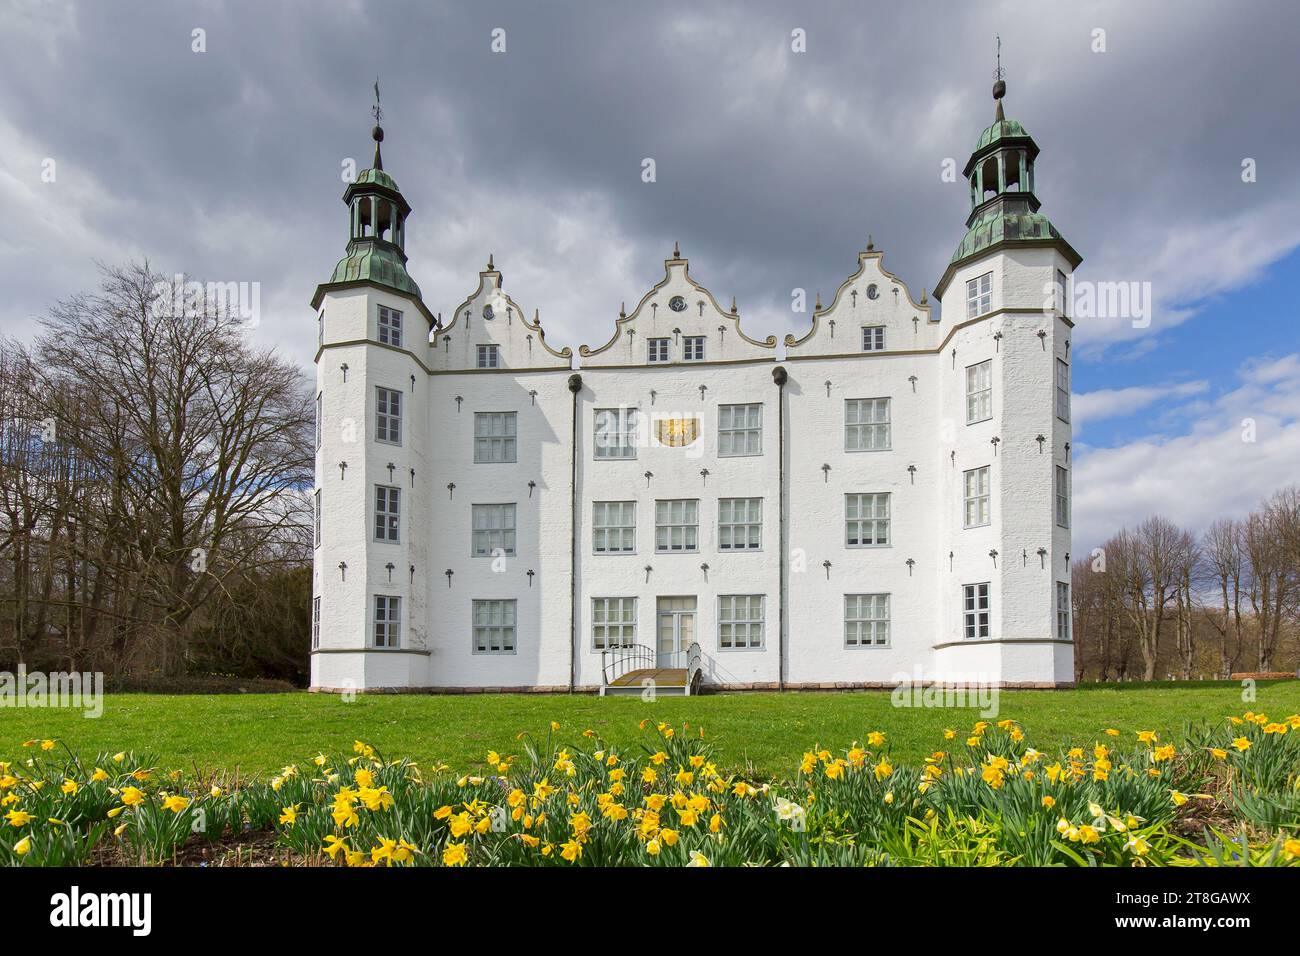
left=471, top=503, right=517, bottom=557
left=1056, top=465, right=1070, bottom=529
left=647, top=338, right=670, bottom=363
left=376, top=387, right=402, bottom=445
left=314, top=489, right=321, bottom=547
left=861, top=326, right=885, bottom=352
left=965, top=360, right=992, bottom=424
left=845, top=493, right=890, bottom=547
left=1056, top=582, right=1071, bottom=641
left=683, top=336, right=705, bottom=361
left=966, top=272, right=992, bottom=319
left=476, top=344, right=500, bottom=369
left=473, top=599, right=517, bottom=654
left=963, top=466, right=990, bottom=528
left=373, top=595, right=401, bottom=649
left=374, top=485, right=400, bottom=543
left=312, top=596, right=321, bottom=650
left=378, top=306, right=403, bottom=347
left=1056, top=358, right=1071, bottom=422
left=963, top=583, right=990, bottom=640
left=315, top=392, right=322, bottom=450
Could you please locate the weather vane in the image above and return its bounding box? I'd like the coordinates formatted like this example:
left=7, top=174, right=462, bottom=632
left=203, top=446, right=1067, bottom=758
left=372, top=77, right=383, bottom=125
left=994, top=35, right=1004, bottom=82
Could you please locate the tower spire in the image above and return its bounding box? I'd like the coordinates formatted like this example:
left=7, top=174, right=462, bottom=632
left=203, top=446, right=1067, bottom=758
left=371, top=77, right=384, bottom=170
left=992, top=35, right=1006, bottom=121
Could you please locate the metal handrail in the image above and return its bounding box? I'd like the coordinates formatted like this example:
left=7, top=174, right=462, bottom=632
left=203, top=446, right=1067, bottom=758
left=601, top=643, right=655, bottom=687
left=685, top=641, right=703, bottom=696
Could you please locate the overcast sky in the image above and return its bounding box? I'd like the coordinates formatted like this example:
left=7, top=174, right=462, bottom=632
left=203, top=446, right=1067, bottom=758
left=2, top=0, right=1298, bottom=552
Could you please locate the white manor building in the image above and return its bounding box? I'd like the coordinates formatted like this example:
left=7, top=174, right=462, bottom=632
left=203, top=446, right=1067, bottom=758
left=310, top=84, right=1080, bottom=693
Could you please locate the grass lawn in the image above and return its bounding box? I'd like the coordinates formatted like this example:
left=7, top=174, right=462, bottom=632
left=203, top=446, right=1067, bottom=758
left=2, top=682, right=1296, bottom=779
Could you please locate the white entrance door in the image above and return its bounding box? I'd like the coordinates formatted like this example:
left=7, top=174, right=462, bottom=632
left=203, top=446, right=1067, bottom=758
left=656, top=596, right=697, bottom=668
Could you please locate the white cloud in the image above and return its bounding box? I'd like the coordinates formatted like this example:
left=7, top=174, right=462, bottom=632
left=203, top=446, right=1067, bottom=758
left=1072, top=380, right=1208, bottom=434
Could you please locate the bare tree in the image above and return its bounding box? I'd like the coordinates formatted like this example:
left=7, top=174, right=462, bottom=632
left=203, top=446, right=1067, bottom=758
left=1171, top=527, right=1200, bottom=679
left=1202, top=518, right=1246, bottom=677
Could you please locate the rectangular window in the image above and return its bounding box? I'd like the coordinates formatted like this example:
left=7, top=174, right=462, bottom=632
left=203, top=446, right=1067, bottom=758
left=312, top=596, right=321, bottom=650
left=476, top=344, right=500, bottom=369
left=1056, top=358, right=1070, bottom=422
left=593, top=500, right=636, bottom=554
left=963, top=583, right=990, bottom=640
left=718, top=497, right=762, bottom=550
left=965, top=360, right=992, bottom=424
left=1056, top=582, right=1071, bottom=641
left=314, top=489, right=321, bottom=547
left=1055, top=269, right=1068, bottom=316
left=376, top=387, right=402, bottom=445
left=845, top=593, right=890, bottom=647
left=1056, top=465, right=1070, bottom=528
left=474, top=412, right=517, bottom=463
left=374, top=485, right=400, bottom=543
left=315, top=392, right=322, bottom=450
left=592, top=597, right=637, bottom=650
left=647, top=338, right=670, bottom=363
left=318, top=310, right=324, bottom=348
left=472, top=503, right=517, bottom=557
left=719, top=594, right=764, bottom=649
left=861, top=326, right=885, bottom=352
left=472, top=599, right=516, bottom=654
left=845, top=493, right=890, bottom=547
left=594, top=407, right=640, bottom=459
left=655, top=499, right=699, bottom=553
left=373, top=594, right=401, bottom=649
left=718, top=403, right=762, bottom=457
left=845, top=397, right=891, bottom=451
left=378, top=305, right=403, bottom=347
left=966, top=272, right=992, bottom=319
left=963, top=466, right=990, bottom=528
left=683, top=336, right=705, bottom=361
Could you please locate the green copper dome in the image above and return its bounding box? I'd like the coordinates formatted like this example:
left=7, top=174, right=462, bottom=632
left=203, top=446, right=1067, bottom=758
left=973, top=117, right=1030, bottom=152
left=353, top=167, right=400, bottom=192
left=328, top=238, right=422, bottom=299
left=950, top=204, right=1071, bottom=264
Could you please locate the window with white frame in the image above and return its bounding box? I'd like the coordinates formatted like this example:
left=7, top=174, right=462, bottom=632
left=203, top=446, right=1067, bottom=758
left=718, top=594, right=764, bottom=649
left=718, top=403, right=761, bottom=457
left=476, top=344, right=500, bottom=369
left=1056, top=465, right=1070, bottom=529
left=966, top=360, right=992, bottom=424
left=592, top=597, right=637, bottom=650
left=718, top=497, right=761, bottom=551
left=594, top=407, right=640, bottom=459
left=683, top=336, right=705, bottom=361
left=845, top=493, right=890, bottom=547
left=647, top=337, right=670, bottom=363
left=315, top=392, right=322, bottom=450
left=963, top=583, right=990, bottom=640
left=593, top=500, right=636, bottom=553
left=312, top=596, right=321, bottom=649
left=862, top=326, right=885, bottom=352
left=472, top=599, right=516, bottom=654
left=472, top=503, right=516, bottom=557
left=378, top=305, right=403, bottom=347
left=374, top=485, right=400, bottom=543
left=966, top=272, right=992, bottom=318
left=655, top=499, right=698, bottom=552
left=963, top=466, right=990, bottom=528
left=1056, top=581, right=1071, bottom=641
left=1056, top=358, right=1070, bottom=422
left=373, top=594, right=401, bottom=648
left=474, top=412, right=517, bottom=463
left=845, top=398, right=891, bottom=451
left=376, top=387, right=401, bottom=444
left=845, top=593, right=890, bottom=647
left=1055, top=269, right=1068, bottom=316
left=314, top=489, right=321, bottom=547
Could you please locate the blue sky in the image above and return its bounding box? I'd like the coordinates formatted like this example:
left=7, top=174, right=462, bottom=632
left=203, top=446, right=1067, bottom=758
left=1, top=0, right=1297, bottom=554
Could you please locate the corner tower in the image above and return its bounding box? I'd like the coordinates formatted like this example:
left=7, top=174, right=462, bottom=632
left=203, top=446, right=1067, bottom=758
left=310, top=111, right=435, bottom=692
left=931, top=65, right=1081, bottom=687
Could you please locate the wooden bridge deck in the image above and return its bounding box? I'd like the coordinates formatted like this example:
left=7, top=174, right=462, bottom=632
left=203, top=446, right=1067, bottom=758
left=607, top=667, right=688, bottom=687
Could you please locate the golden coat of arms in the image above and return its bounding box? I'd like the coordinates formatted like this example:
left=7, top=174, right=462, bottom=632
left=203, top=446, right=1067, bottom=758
left=655, top=417, right=700, bottom=447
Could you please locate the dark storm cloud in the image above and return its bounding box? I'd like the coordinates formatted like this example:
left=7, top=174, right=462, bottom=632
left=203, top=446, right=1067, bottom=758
left=3, top=0, right=1299, bottom=367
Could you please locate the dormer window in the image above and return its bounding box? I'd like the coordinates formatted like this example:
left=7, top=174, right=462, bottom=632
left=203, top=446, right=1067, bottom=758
left=476, top=344, right=500, bottom=369
left=683, top=336, right=705, bottom=361
left=648, top=338, right=670, bottom=363
left=378, top=306, right=403, bottom=347
left=861, top=326, right=885, bottom=352
left=966, top=273, right=992, bottom=319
